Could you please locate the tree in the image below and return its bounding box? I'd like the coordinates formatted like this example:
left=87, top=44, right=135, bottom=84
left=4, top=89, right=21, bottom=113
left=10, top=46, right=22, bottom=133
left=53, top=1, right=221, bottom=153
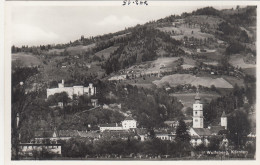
left=12, top=67, right=38, bottom=160
left=208, top=136, right=222, bottom=151
left=175, top=119, right=190, bottom=143
left=227, top=110, right=251, bottom=147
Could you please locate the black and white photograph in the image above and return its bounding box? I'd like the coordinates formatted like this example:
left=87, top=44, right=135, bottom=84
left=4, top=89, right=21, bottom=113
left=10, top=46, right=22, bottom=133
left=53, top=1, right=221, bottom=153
left=5, top=0, right=257, bottom=162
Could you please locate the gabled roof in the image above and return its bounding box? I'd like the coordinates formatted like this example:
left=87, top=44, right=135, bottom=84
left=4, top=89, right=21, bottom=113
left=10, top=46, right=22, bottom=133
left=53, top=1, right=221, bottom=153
left=192, top=128, right=212, bottom=136
left=100, top=123, right=122, bottom=127
left=101, top=130, right=135, bottom=139
left=164, top=120, right=178, bottom=124
left=57, top=130, right=79, bottom=137
left=34, top=130, right=54, bottom=138
left=125, top=116, right=135, bottom=120
left=78, top=131, right=100, bottom=138
left=209, top=126, right=225, bottom=135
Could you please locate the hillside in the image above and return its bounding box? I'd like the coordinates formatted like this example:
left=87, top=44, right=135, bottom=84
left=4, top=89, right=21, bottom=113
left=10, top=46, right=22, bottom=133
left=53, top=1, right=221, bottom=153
left=12, top=6, right=256, bottom=105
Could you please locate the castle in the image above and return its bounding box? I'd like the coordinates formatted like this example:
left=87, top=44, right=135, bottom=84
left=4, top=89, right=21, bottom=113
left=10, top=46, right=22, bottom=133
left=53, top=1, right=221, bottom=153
left=47, top=80, right=96, bottom=99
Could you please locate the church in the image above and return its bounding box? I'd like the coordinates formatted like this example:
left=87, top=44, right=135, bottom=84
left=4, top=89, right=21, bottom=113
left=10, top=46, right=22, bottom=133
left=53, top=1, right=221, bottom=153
left=189, top=89, right=228, bottom=147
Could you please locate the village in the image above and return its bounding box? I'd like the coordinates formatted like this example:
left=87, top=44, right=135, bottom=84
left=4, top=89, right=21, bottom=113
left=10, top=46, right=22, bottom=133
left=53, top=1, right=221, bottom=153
left=16, top=80, right=255, bottom=159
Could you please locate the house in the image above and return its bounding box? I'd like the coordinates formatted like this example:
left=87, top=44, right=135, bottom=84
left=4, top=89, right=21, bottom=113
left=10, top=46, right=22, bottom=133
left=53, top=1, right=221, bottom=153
left=99, top=123, right=123, bottom=132
left=47, top=80, right=96, bottom=99
left=101, top=130, right=137, bottom=140
left=77, top=131, right=101, bottom=141
left=108, top=75, right=127, bottom=81
left=34, top=129, right=99, bottom=142
left=19, top=143, right=62, bottom=157
left=135, top=128, right=149, bottom=141
left=189, top=128, right=211, bottom=147
left=99, top=116, right=137, bottom=132
left=164, top=120, right=179, bottom=128
left=156, top=133, right=175, bottom=141
left=122, top=116, right=137, bottom=129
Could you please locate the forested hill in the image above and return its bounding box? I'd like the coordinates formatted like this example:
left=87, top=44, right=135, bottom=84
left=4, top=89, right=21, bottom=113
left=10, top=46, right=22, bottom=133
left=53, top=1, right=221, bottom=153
left=12, top=6, right=256, bottom=81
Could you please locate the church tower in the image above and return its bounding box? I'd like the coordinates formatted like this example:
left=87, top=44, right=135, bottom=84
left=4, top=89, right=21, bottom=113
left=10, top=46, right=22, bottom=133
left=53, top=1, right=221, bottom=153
left=221, top=111, right=227, bottom=129
left=193, top=88, right=204, bottom=128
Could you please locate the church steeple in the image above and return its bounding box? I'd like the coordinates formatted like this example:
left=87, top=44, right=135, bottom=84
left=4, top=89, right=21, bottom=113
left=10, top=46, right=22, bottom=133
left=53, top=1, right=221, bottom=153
left=193, top=86, right=204, bottom=128
left=195, top=87, right=201, bottom=103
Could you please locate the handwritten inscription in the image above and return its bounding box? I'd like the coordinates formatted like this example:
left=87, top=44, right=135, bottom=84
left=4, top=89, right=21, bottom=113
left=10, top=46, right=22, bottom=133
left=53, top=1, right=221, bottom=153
left=123, top=0, right=148, bottom=6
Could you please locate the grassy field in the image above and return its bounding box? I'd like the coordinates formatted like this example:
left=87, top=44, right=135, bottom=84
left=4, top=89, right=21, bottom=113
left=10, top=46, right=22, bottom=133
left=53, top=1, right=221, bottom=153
left=243, top=68, right=256, bottom=77
left=153, top=74, right=233, bottom=88
left=186, top=15, right=223, bottom=28
left=182, top=57, right=196, bottom=69
left=203, top=61, right=219, bottom=66
left=170, top=92, right=220, bottom=108
left=125, top=75, right=160, bottom=89
left=222, top=75, right=245, bottom=87
left=95, top=46, right=119, bottom=59
left=229, top=54, right=256, bottom=69
left=166, top=24, right=214, bottom=40
left=12, top=53, right=42, bottom=67
left=126, top=57, right=179, bottom=75
left=47, top=48, right=64, bottom=55
left=66, top=44, right=96, bottom=55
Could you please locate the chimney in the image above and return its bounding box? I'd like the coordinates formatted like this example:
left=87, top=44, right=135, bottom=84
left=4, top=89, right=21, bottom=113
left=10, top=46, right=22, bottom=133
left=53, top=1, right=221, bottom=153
left=62, top=79, right=64, bottom=85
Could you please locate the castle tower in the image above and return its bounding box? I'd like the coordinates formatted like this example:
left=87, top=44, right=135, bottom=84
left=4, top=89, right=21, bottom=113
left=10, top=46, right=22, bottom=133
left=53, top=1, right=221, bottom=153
left=193, top=88, right=204, bottom=128
left=221, top=111, right=227, bottom=129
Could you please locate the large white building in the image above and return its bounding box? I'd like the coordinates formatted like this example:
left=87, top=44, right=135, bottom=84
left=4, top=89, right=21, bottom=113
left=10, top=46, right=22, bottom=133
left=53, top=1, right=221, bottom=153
left=47, top=80, right=96, bottom=99
left=99, top=116, right=137, bottom=132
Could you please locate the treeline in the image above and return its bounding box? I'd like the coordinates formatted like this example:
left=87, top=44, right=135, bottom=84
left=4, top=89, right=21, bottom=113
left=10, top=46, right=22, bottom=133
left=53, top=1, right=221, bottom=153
left=203, top=82, right=255, bottom=147
left=60, top=138, right=191, bottom=158
left=204, top=83, right=255, bottom=125
left=102, top=26, right=183, bottom=74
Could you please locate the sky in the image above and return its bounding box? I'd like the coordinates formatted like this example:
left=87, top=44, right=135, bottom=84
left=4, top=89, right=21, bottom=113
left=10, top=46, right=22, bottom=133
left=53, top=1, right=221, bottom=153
left=11, top=4, right=237, bottom=47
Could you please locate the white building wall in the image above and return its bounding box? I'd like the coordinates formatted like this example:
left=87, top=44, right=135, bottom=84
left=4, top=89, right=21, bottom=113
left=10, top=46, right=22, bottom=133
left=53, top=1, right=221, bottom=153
left=193, top=117, right=204, bottom=128
left=221, top=117, right=227, bottom=129
left=20, top=145, right=62, bottom=156
left=122, top=120, right=137, bottom=129
left=193, top=103, right=203, bottom=111
left=47, top=81, right=96, bottom=99
left=73, top=86, right=84, bottom=96
left=100, top=126, right=123, bottom=132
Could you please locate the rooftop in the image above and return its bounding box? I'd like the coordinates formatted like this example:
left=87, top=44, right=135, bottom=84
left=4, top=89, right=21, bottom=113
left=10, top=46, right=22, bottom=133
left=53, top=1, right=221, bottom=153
left=221, top=111, right=227, bottom=117
left=100, top=123, right=122, bottom=127
left=125, top=116, right=135, bottom=121
left=192, top=128, right=212, bottom=136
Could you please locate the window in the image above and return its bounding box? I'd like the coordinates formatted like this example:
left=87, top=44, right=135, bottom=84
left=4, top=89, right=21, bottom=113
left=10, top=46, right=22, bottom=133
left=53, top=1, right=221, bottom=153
left=195, top=119, right=198, bottom=122
left=195, top=111, right=197, bottom=115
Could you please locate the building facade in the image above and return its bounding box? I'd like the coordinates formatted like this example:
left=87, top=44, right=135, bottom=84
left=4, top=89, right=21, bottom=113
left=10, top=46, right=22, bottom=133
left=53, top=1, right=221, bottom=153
left=19, top=143, right=62, bottom=157
left=122, top=116, right=137, bottom=129
left=99, top=116, right=137, bottom=132
left=47, top=80, right=96, bottom=99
